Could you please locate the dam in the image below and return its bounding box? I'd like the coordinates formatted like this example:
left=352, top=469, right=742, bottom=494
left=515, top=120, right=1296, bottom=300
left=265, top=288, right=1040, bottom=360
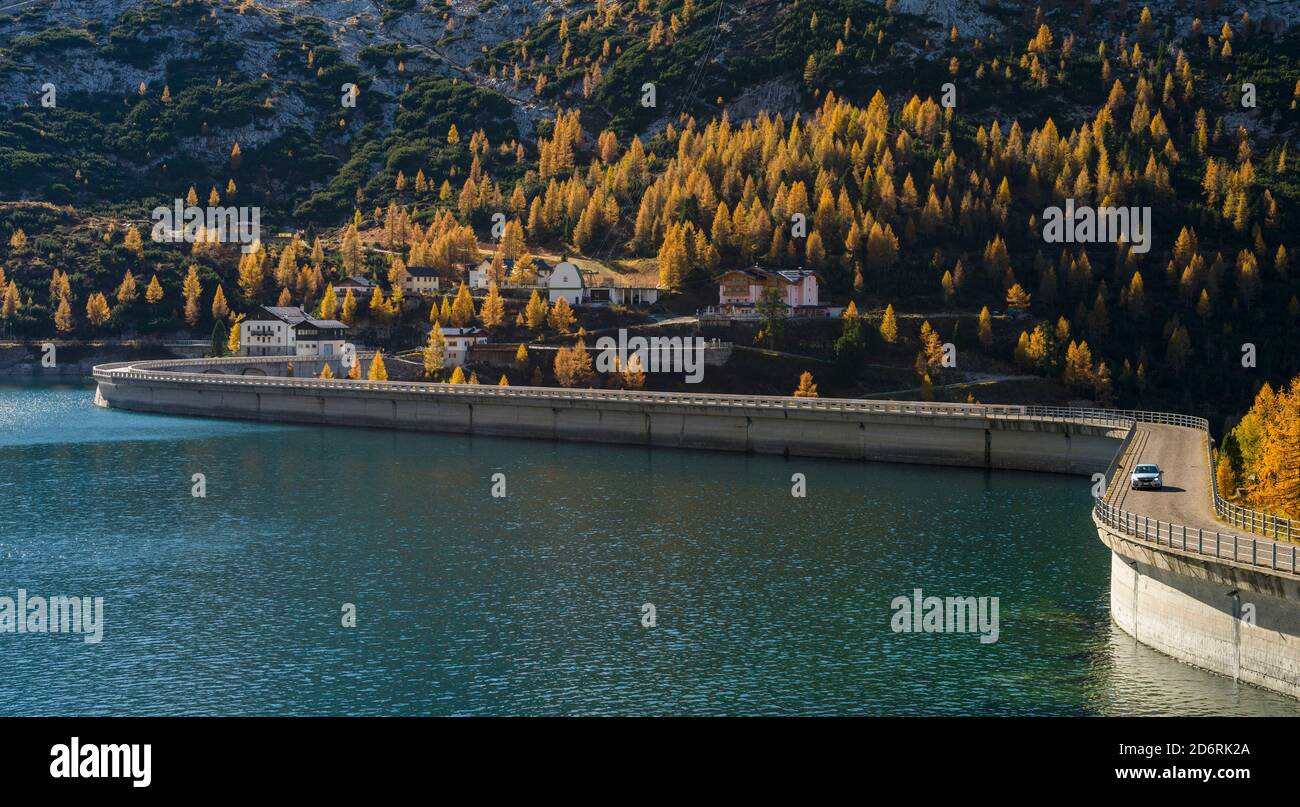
left=92, top=354, right=1300, bottom=699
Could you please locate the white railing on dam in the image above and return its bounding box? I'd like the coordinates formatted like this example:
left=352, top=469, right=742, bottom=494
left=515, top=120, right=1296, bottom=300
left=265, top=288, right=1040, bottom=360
left=93, top=357, right=1057, bottom=420
left=1094, top=498, right=1300, bottom=575
left=94, top=356, right=1298, bottom=573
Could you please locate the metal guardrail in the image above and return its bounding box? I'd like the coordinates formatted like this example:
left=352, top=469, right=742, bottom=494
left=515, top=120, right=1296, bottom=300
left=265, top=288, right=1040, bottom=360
left=1216, top=498, right=1297, bottom=543
left=93, top=357, right=1297, bottom=572
left=1094, top=498, right=1300, bottom=575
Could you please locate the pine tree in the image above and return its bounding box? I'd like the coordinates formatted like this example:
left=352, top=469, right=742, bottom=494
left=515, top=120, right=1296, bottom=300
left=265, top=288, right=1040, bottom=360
left=368, top=286, right=387, bottom=322
left=622, top=354, right=646, bottom=390
left=1216, top=454, right=1239, bottom=498
left=211, top=285, right=230, bottom=320
left=1, top=281, right=19, bottom=321
left=1005, top=283, right=1032, bottom=313
left=1229, top=379, right=1300, bottom=516
left=275, top=245, right=297, bottom=290
left=320, top=363, right=335, bottom=379
left=318, top=284, right=338, bottom=320
left=227, top=314, right=244, bottom=354
left=85, top=293, right=111, bottom=328
left=481, top=282, right=505, bottom=329
left=341, top=289, right=357, bottom=325
left=793, top=370, right=819, bottom=398
left=1062, top=341, right=1096, bottom=390
left=879, top=303, right=898, bottom=343
left=210, top=320, right=228, bottom=358
left=451, top=282, right=476, bottom=327
left=501, top=220, right=526, bottom=259
left=54, top=294, right=74, bottom=332
left=548, top=297, right=576, bottom=333
left=368, top=351, right=388, bottom=381
left=977, top=306, right=993, bottom=347
left=448, top=366, right=467, bottom=384
left=182, top=264, right=203, bottom=326
left=423, top=322, right=446, bottom=378
left=238, top=251, right=263, bottom=301
left=919, top=320, right=945, bottom=372
left=941, top=270, right=956, bottom=301
left=122, top=226, right=143, bottom=257
left=1094, top=360, right=1115, bottom=406
left=116, top=269, right=139, bottom=305
left=525, top=290, right=548, bottom=331
left=341, top=225, right=363, bottom=276
left=554, top=340, right=593, bottom=387
left=1014, top=331, right=1030, bottom=367
left=656, top=226, right=688, bottom=290
left=1127, top=271, right=1145, bottom=315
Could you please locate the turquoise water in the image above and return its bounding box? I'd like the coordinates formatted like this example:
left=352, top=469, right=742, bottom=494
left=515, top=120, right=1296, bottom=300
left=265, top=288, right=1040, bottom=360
left=1, top=379, right=1298, bottom=716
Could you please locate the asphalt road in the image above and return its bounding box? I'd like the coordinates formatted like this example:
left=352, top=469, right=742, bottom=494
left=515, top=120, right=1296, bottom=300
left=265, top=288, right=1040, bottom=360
left=1110, top=423, right=1218, bottom=531
left=1108, top=423, right=1297, bottom=566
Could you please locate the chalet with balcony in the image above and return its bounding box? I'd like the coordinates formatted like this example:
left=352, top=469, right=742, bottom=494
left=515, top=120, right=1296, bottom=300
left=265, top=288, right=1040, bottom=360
left=715, top=267, right=821, bottom=313
left=240, top=306, right=349, bottom=358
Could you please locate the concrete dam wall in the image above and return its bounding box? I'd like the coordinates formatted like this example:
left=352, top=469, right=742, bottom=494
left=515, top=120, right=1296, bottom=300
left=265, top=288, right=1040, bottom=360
left=92, top=357, right=1124, bottom=474
left=1097, top=522, right=1300, bottom=700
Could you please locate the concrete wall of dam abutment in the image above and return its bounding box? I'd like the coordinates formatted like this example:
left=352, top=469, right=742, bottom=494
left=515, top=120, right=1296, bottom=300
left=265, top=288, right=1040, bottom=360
left=93, top=374, right=1122, bottom=474
left=1099, top=521, right=1300, bottom=700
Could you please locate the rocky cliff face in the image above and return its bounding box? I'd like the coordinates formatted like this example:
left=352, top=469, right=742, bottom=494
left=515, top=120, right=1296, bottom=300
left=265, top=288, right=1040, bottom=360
left=2, top=0, right=1297, bottom=218
left=0, top=0, right=562, bottom=153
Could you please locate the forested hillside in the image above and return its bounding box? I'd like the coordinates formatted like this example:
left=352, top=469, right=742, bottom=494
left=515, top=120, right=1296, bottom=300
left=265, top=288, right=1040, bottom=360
left=0, top=0, right=1297, bottom=432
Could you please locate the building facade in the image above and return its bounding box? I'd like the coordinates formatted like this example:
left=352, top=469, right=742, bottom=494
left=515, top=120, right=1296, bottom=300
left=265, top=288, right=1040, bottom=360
left=401, top=268, right=441, bottom=296
left=440, top=326, right=488, bottom=367
left=241, top=306, right=349, bottom=357
left=586, top=285, right=660, bottom=306
left=334, top=276, right=376, bottom=296
left=716, top=267, right=820, bottom=312
left=468, top=257, right=553, bottom=290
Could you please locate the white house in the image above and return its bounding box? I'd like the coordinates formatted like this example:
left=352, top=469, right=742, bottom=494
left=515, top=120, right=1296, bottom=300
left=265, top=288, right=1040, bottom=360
left=546, top=261, right=589, bottom=305
left=716, top=267, right=820, bottom=312
left=468, top=256, right=553, bottom=289
left=241, top=306, right=349, bottom=357
left=401, top=267, right=440, bottom=296
left=440, top=326, right=488, bottom=367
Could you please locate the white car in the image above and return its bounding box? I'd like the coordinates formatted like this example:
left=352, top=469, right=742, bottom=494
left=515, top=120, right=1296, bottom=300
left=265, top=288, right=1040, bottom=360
left=1130, top=464, right=1163, bottom=490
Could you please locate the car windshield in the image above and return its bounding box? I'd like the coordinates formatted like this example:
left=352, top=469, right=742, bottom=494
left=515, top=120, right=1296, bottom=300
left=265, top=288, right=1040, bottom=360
left=1135, top=465, right=1159, bottom=474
